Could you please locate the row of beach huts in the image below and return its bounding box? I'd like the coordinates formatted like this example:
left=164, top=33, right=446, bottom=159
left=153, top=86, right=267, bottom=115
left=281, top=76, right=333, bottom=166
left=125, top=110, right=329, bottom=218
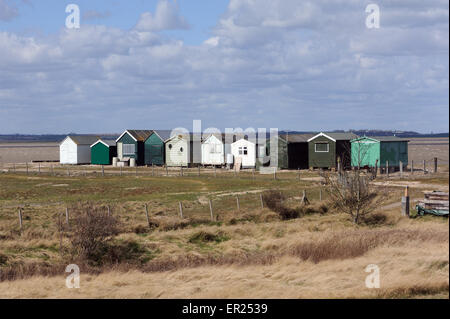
left=59, top=129, right=409, bottom=170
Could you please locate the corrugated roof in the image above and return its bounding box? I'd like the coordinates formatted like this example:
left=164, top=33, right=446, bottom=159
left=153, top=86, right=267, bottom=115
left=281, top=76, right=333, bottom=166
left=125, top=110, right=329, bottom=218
left=281, top=133, right=315, bottom=143
left=369, top=136, right=409, bottom=142
left=101, top=139, right=116, bottom=146
left=126, top=130, right=153, bottom=142
left=67, top=135, right=100, bottom=145
left=325, top=132, right=359, bottom=140
left=151, top=130, right=172, bottom=142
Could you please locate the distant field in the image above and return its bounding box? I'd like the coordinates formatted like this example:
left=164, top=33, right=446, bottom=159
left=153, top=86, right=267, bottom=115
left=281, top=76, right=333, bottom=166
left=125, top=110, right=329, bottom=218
left=0, top=142, right=59, bottom=163
left=408, top=137, right=449, bottom=164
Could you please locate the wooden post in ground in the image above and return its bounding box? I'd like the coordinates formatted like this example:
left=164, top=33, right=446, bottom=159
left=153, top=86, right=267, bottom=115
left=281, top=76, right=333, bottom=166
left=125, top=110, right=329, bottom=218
left=107, top=205, right=111, bottom=217
left=209, top=199, right=214, bottom=221
left=13, top=163, right=16, bottom=174
left=198, top=166, right=200, bottom=177
left=337, top=157, right=341, bottom=174
left=297, top=168, right=300, bottom=181
left=166, top=165, right=169, bottom=176
left=433, top=157, right=438, bottom=173
left=301, top=190, right=310, bottom=205
left=67, top=167, right=70, bottom=177
left=65, top=207, right=69, bottom=225
left=320, top=188, right=323, bottom=201
left=401, top=186, right=410, bottom=217
left=273, top=168, right=277, bottom=180
left=386, top=161, right=389, bottom=177
left=144, top=204, right=150, bottom=227
left=180, top=166, right=183, bottom=177
left=399, top=161, right=403, bottom=178
left=135, top=166, right=138, bottom=177
left=260, top=193, right=264, bottom=209
left=18, top=208, right=23, bottom=232
left=102, top=165, right=104, bottom=177
left=26, top=162, right=28, bottom=175
left=179, top=202, right=183, bottom=219
left=214, top=166, right=217, bottom=178
left=411, top=160, right=414, bottom=174
left=423, top=160, right=426, bottom=174
left=152, top=164, right=155, bottom=177
left=38, top=163, right=40, bottom=175
left=236, top=196, right=240, bottom=210
left=120, top=166, right=123, bottom=176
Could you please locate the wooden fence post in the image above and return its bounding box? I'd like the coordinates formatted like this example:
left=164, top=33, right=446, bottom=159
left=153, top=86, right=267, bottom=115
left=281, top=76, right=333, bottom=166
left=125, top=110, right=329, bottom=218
left=401, top=186, right=410, bottom=217
left=214, top=166, right=217, bottom=178
left=107, top=205, right=111, bottom=217
left=434, top=157, right=438, bottom=173
left=26, top=162, right=28, bottom=175
left=399, top=161, right=403, bottom=178
left=411, top=160, right=414, bottom=174
left=135, top=166, right=138, bottom=177
left=320, top=188, right=323, bottom=201
left=423, top=160, right=426, bottom=174
left=198, top=166, right=201, bottom=177
left=180, top=166, right=183, bottom=177
left=102, top=165, right=105, bottom=177
left=18, top=208, right=23, bottom=232
left=13, top=163, right=15, bottom=173
left=179, top=202, right=183, bottom=218
left=38, top=163, right=41, bottom=175
left=209, top=199, right=214, bottom=221
left=297, top=168, right=300, bottom=181
left=252, top=168, right=255, bottom=180
left=51, top=164, right=54, bottom=176
left=386, top=161, right=389, bottom=177
left=301, top=190, right=310, bottom=205
left=65, top=207, right=69, bottom=225
left=67, top=167, right=70, bottom=176
left=166, top=165, right=169, bottom=176
left=144, top=204, right=150, bottom=227
left=120, top=166, right=123, bottom=176
left=260, top=193, right=264, bottom=209
left=273, top=168, right=277, bottom=180
left=236, top=196, right=240, bottom=210
left=152, top=164, right=155, bottom=177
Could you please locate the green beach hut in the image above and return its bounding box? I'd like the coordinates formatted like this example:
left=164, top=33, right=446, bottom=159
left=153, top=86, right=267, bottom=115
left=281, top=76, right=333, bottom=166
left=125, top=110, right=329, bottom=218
left=90, top=139, right=117, bottom=165
left=351, top=136, right=409, bottom=168
left=144, top=130, right=171, bottom=166
left=308, top=132, right=358, bottom=169
left=116, top=130, right=153, bottom=166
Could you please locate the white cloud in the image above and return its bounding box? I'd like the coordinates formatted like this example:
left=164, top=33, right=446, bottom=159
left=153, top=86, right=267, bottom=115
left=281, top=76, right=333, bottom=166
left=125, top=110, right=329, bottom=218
left=0, top=0, right=448, bottom=133
left=134, top=0, right=189, bottom=32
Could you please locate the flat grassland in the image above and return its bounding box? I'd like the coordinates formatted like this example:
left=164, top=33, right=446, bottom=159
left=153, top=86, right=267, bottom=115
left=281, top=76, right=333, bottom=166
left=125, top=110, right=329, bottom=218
left=0, top=139, right=448, bottom=299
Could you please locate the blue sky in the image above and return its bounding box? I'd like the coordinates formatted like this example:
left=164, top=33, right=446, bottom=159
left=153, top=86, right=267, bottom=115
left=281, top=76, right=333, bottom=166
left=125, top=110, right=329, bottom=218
left=0, top=0, right=448, bottom=134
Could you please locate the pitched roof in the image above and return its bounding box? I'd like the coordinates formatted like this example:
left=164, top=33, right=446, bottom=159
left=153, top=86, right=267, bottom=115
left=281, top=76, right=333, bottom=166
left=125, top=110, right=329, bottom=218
left=116, top=130, right=153, bottom=142
left=65, top=135, right=100, bottom=145
left=370, top=136, right=409, bottom=142
left=90, top=139, right=116, bottom=148
left=151, top=130, right=172, bottom=142
left=308, top=132, right=359, bottom=142
left=280, top=133, right=315, bottom=143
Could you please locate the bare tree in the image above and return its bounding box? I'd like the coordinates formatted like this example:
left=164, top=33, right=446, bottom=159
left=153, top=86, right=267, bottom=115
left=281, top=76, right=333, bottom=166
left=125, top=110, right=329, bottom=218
left=320, top=142, right=386, bottom=224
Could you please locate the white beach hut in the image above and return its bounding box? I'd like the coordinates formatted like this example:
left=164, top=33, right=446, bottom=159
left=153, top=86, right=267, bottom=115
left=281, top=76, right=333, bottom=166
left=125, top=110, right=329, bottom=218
left=230, top=138, right=256, bottom=168
left=59, top=135, right=99, bottom=164
left=201, top=134, right=225, bottom=166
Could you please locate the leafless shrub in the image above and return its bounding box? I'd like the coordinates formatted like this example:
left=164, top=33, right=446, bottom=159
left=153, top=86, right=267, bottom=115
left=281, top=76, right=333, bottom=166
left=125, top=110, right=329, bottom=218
left=69, top=203, right=120, bottom=264
left=320, top=169, right=387, bottom=224
left=262, top=190, right=300, bottom=220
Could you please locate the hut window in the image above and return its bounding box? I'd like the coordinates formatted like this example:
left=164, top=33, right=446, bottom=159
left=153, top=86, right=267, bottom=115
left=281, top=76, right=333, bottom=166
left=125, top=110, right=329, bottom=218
left=168, top=144, right=173, bottom=149
left=315, top=143, right=329, bottom=153
left=239, top=147, right=248, bottom=155
left=180, top=147, right=184, bottom=152
left=215, top=144, right=222, bottom=153
left=123, top=144, right=135, bottom=155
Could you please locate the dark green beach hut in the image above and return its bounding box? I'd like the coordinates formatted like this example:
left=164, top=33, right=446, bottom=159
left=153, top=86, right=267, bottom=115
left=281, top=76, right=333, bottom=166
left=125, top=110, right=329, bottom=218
left=144, top=130, right=171, bottom=166
left=90, top=139, right=117, bottom=165
left=116, top=130, right=153, bottom=166
left=308, top=132, right=358, bottom=169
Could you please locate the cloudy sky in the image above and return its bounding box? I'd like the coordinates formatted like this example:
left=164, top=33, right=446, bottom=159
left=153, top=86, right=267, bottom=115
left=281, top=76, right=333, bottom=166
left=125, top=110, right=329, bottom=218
left=0, top=0, right=448, bottom=134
